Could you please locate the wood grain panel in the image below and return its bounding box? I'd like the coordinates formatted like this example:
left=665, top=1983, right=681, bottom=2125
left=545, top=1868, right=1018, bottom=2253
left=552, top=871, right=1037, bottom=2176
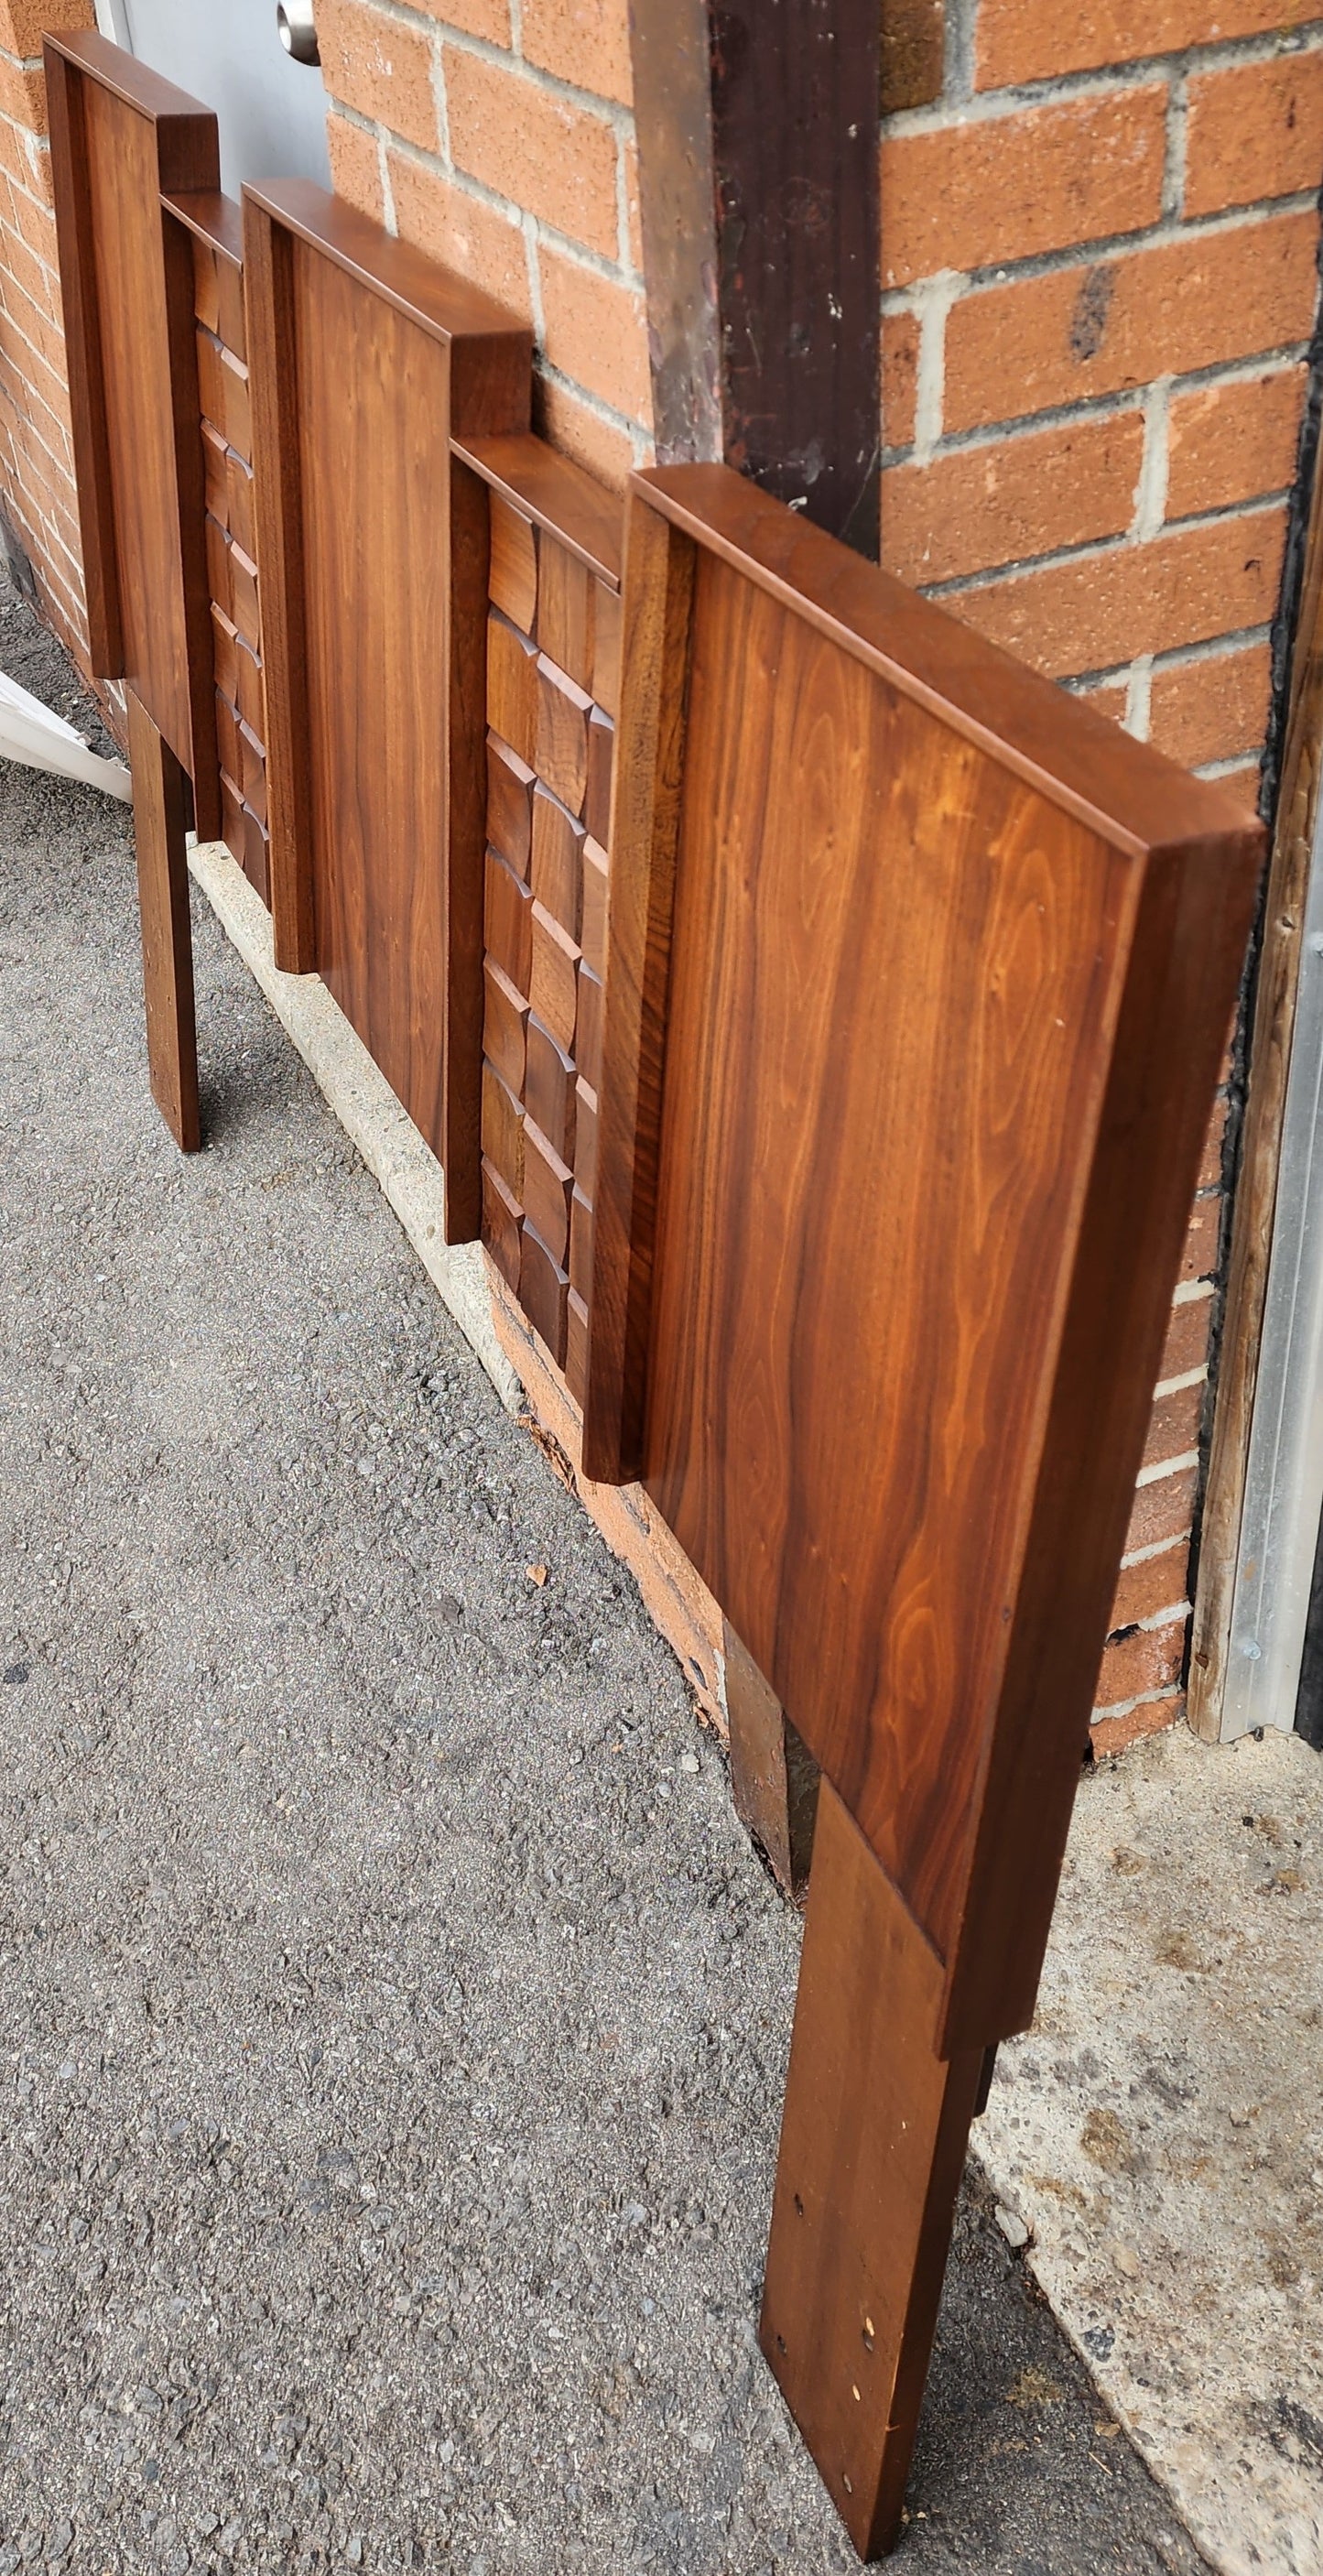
left=586, top=465, right=1263, bottom=2037
left=294, top=244, right=452, bottom=1146
left=244, top=182, right=530, bottom=1234
left=643, top=546, right=1134, bottom=1973
left=47, top=33, right=220, bottom=824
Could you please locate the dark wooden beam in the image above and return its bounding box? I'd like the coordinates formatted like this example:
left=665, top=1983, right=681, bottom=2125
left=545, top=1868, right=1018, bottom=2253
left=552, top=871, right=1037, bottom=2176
left=708, top=0, right=881, bottom=556
left=628, top=0, right=883, bottom=557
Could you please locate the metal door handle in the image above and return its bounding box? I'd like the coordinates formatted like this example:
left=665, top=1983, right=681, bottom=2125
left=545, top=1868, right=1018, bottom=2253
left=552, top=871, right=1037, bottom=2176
left=277, top=0, right=320, bottom=64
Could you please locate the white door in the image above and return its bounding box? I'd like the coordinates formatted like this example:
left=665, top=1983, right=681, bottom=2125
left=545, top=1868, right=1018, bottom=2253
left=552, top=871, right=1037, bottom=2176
left=94, top=0, right=331, bottom=196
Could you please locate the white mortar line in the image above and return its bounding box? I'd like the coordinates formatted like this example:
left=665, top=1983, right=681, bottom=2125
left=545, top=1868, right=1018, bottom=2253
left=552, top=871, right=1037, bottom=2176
left=1154, top=1363, right=1209, bottom=1399
left=911, top=273, right=961, bottom=459
left=1123, top=654, right=1154, bottom=741
left=1135, top=1447, right=1201, bottom=1488
left=1133, top=375, right=1172, bottom=539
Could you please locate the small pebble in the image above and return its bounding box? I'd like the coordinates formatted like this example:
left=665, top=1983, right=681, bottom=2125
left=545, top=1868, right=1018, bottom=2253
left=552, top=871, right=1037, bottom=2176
left=994, top=2206, right=1030, bottom=2249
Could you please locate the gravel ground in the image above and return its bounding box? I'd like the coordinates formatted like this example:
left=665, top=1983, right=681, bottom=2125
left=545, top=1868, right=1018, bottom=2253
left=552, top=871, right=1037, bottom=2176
left=0, top=573, right=1209, bottom=2576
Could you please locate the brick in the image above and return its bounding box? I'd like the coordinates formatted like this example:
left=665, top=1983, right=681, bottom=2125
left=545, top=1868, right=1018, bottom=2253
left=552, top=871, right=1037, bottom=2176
left=316, top=0, right=439, bottom=154
left=537, top=245, right=649, bottom=425
left=1148, top=642, right=1273, bottom=768
left=0, top=116, right=51, bottom=206
left=1142, top=1377, right=1202, bottom=1471
left=1090, top=1694, right=1182, bottom=1755
left=389, top=153, right=531, bottom=319
left=882, top=306, right=919, bottom=450
left=882, top=411, right=1142, bottom=585
left=535, top=370, right=634, bottom=491
left=1123, top=1459, right=1196, bottom=1557
left=975, top=0, right=1318, bottom=91
left=0, top=312, right=72, bottom=430
left=1, top=262, right=62, bottom=374
left=1108, top=1539, right=1190, bottom=1634
left=624, top=134, right=643, bottom=272
left=1094, top=1617, right=1186, bottom=1709
left=409, top=0, right=508, bottom=38
left=1197, top=1093, right=1230, bottom=1195
left=521, top=0, right=633, bottom=108
left=944, top=212, right=1318, bottom=436
left=1070, top=672, right=1129, bottom=727
left=326, top=112, right=383, bottom=221
left=445, top=49, right=619, bottom=259
left=4, top=176, right=55, bottom=267
left=881, top=87, right=1166, bottom=292
left=0, top=219, right=55, bottom=317
left=0, top=0, right=90, bottom=53
left=1167, top=365, right=1305, bottom=520
left=1185, top=49, right=1323, bottom=220
left=1180, top=1188, right=1222, bottom=1284
left=0, top=55, right=45, bottom=130
left=949, top=505, right=1286, bottom=680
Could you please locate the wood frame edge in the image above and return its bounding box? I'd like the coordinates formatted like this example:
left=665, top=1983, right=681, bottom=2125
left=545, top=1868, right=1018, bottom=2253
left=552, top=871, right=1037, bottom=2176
left=242, top=189, right=317, bottom=974
left=581, top=487, right=696, bottom=1485
left=44, top=42, right=123, bottom=677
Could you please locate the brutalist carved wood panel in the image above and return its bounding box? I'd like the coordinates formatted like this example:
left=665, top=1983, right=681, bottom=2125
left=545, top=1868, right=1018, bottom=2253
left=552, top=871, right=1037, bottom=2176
left=454, top=432, right=623, bottom=1398
left=167, top=190, right=269, bottom=908
left=46, top=31, right=220, bottom=835
left=583, top=463, right=1262, bottom=2552
left=244, top=185, right=532, bottom=1239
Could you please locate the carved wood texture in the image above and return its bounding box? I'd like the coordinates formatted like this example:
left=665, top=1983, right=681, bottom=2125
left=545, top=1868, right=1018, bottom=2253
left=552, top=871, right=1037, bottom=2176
left=184, top=201, right=269, bottom=904
left=478, top=489, right=622, bottom=1395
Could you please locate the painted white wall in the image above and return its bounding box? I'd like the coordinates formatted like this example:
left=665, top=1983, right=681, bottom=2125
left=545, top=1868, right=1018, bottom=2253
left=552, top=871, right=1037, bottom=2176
left=92, top=0, right=330, bottom=196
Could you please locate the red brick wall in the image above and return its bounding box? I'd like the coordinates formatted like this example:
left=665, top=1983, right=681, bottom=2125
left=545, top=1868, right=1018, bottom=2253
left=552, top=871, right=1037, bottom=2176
left=0, top=0, right=93, bottom=662
left=317, top=0, right=647, bottom=489
left=878, top=7, right=1320, bottom=799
